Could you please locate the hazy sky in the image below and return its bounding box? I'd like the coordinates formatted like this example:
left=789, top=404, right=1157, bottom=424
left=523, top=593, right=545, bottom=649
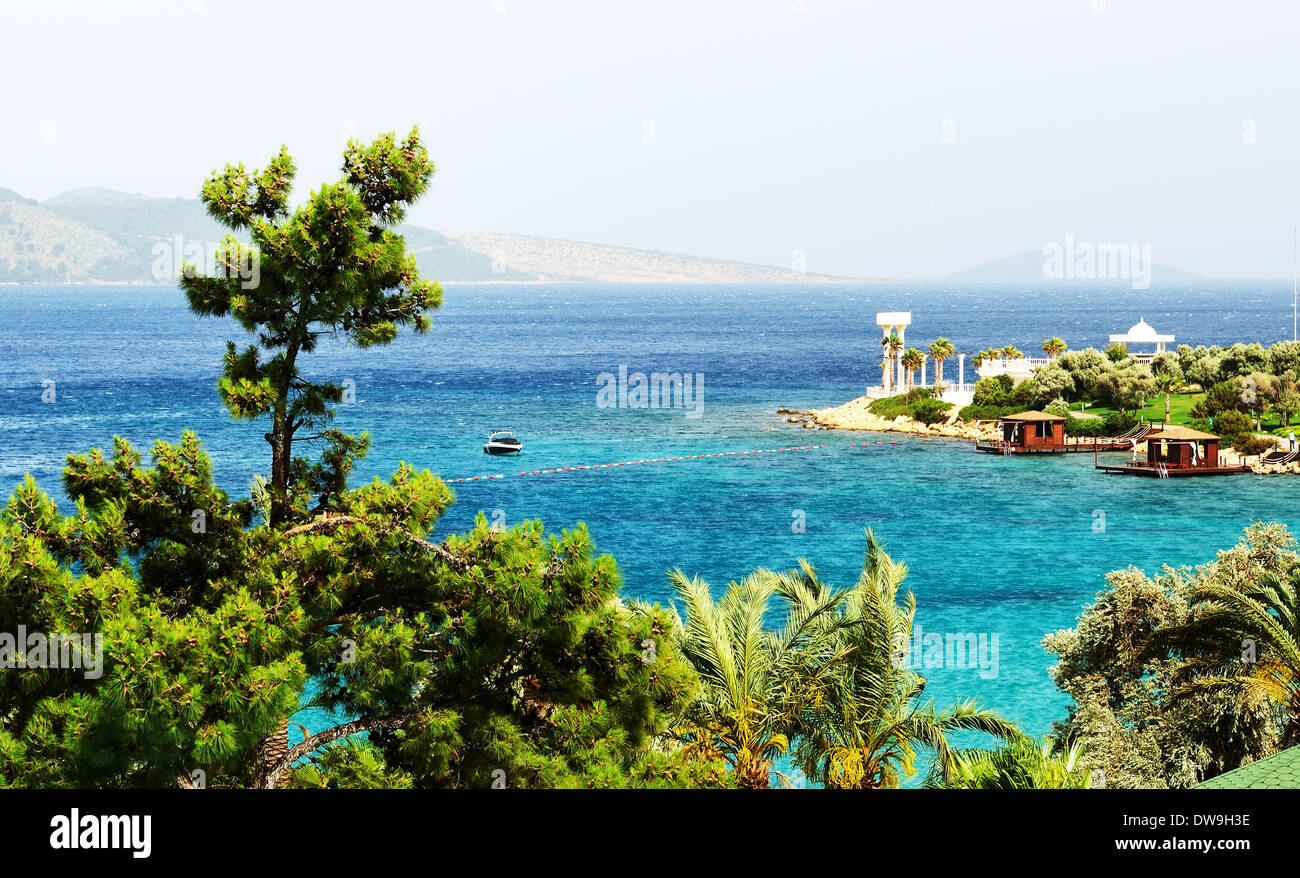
left=4, top=0, right=1298, bottom=278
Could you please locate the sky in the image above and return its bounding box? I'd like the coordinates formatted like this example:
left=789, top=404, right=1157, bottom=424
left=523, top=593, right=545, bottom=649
left=3, top=0, right=1299, bottom=279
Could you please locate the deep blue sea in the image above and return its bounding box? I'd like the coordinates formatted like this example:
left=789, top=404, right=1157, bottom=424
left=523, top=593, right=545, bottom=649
left=5, top=281, right=1300, bottom=784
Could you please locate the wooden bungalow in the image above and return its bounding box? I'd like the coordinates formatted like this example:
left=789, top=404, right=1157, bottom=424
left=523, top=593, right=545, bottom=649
left=976, top=410, right=1156, bottom=456
left=975, top=411, right=1066, bottom=454
left=1095, top=425, right=1250, bottom=477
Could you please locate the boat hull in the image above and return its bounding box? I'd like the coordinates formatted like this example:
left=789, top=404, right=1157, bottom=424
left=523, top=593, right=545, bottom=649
left=483, top=442, right=522, bottom=456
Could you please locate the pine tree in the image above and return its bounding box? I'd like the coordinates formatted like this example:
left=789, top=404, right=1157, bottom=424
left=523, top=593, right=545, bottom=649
left=0, top=132, right=727, bottom=789
left=0, top=437, right=726, bottom=788
left=180, top=129, right=442, bottom=526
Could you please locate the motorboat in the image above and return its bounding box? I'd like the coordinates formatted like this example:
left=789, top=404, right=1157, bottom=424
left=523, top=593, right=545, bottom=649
left=483, top=429, right=523, bottom=455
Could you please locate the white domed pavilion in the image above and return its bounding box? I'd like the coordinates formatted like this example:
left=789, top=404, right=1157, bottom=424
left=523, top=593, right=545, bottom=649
left=1109, top=317, right=1174, bottom=362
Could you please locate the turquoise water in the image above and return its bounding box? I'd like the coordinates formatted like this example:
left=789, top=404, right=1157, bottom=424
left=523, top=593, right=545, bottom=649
left=4, top=282, right=1300, bottom=775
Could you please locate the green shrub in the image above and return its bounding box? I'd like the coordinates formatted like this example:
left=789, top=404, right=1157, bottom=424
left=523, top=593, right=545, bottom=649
left=1233, top=434, right=1277, bottom=456
left=1012, top=378, right=1043, bottom=408
left=1208, top=408, right=1251, bottom=437
left=973, top=375, right=1015, bottom=407
left=1191, top=381, right=1248, bottom=421
left=1060, top=411, right=1137, bottom=438
left=870, top=392, right=951, bottom=424
left=1044, top=397, right=1072, bottom=418
left=868, top=394, right=911, bottom=419
left=912, top=398, right=952, bottom=425
left=1103, top=412, right=1139, bottom=435
left=960, top=404, right=1019, bottom=421
left=1064, top=416, right=1107, bottom=437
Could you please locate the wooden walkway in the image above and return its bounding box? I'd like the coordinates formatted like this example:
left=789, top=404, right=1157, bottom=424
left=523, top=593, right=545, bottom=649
left=1261, top=447, right=1299, bottom=466
left=975, top=425, right=1155, bottom=455
left=1095, top=461, right=1251, bottom=477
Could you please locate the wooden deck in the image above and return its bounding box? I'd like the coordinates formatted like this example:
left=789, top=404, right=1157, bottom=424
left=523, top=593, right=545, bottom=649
left=1095, top=461, right=1251, bottom=477
left=975, top=436, right=1146, bottom=455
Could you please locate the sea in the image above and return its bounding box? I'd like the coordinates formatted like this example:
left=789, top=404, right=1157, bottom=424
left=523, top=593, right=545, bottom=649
left=4, top=281, right=1299, bottom=785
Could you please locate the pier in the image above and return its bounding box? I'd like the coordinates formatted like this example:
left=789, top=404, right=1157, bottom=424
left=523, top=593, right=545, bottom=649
left=1094, top=425, right=1251, bottom=477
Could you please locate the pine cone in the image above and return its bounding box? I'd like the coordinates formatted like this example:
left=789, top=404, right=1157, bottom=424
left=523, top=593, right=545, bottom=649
left=261, top=718, right=290, bottom=772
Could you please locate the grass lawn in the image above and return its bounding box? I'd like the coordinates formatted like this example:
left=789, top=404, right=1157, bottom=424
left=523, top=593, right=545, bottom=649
left=1069, top=392, right=1204, bottom=426
left=1262, top=417, right=1300, bottom=437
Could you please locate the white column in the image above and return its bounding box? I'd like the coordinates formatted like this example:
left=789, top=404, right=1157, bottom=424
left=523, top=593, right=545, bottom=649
left=920, top=355, right=927, bottom=387
left=958, top=354, right=965, bottom=388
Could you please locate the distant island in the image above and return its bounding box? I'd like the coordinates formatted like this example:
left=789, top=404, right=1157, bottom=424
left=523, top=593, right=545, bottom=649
left=1, top=187, right=1213, bottom=286
left=0, top=187, right=856, bottom=285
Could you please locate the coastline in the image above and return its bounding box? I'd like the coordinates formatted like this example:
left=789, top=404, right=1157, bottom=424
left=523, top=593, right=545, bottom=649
left=782, top=396, right=1300, bottom=475
left=0, top=278, right=885, bottom=288
left=778, top=395, right=998, bottom=441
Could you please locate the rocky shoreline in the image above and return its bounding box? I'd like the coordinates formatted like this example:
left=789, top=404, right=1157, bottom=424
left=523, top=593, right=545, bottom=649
left=777, top=395, right=998, bottom=441
left=1230, top=451, right=1300, bottom=475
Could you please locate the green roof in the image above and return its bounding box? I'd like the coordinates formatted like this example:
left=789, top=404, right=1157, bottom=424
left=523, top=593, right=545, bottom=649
left=1194, top=745, right=1300, bottom=789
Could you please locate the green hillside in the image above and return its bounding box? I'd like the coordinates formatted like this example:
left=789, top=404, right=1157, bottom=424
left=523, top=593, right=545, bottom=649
left=0, top=187, right=535, bottom=283
left=43, top=188, right=238, bottom=284
left=0, top=188, right=39, bottom=206
left=0, top=193, right=132, bottom=283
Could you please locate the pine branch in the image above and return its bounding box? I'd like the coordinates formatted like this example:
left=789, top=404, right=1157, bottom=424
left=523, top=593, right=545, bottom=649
left=281, top=513, right=473, bottom=571
left=253, top=711, right=416, bottom=789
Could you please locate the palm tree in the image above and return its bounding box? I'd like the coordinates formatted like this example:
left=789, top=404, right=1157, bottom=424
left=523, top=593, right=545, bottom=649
left=776, top=531, right=1020, bottom=788
left=1042, top=337, right=1067, bottom=359
left=666, top=569, right=846, bottom=788
left=901, top=348, right=924, bottom=390
left=881, top=332, right=904, bottom=394
left=1153, top=563, right=1300, bottom=745
left=924, top=736, right=1089, bottom=789
left=1000, top=345, right=1024, bottom=361
left=929, top=338, right=955, bottom=384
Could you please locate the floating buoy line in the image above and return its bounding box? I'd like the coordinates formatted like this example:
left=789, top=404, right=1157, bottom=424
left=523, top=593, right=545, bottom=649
left=446, top=440, right=899, bottom=483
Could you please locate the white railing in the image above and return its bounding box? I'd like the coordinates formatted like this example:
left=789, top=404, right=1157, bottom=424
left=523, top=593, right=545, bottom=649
left=871, top=381, right=975, bottom=397
left=978, top=357, right=1051, bottom=371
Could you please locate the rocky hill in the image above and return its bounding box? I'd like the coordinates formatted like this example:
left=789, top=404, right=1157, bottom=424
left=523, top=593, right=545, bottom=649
left=0, top=188, right=134, bottom=283
left=0, top=187, right=856, bottom=284
left=440, top=231, right=849, bottom=283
